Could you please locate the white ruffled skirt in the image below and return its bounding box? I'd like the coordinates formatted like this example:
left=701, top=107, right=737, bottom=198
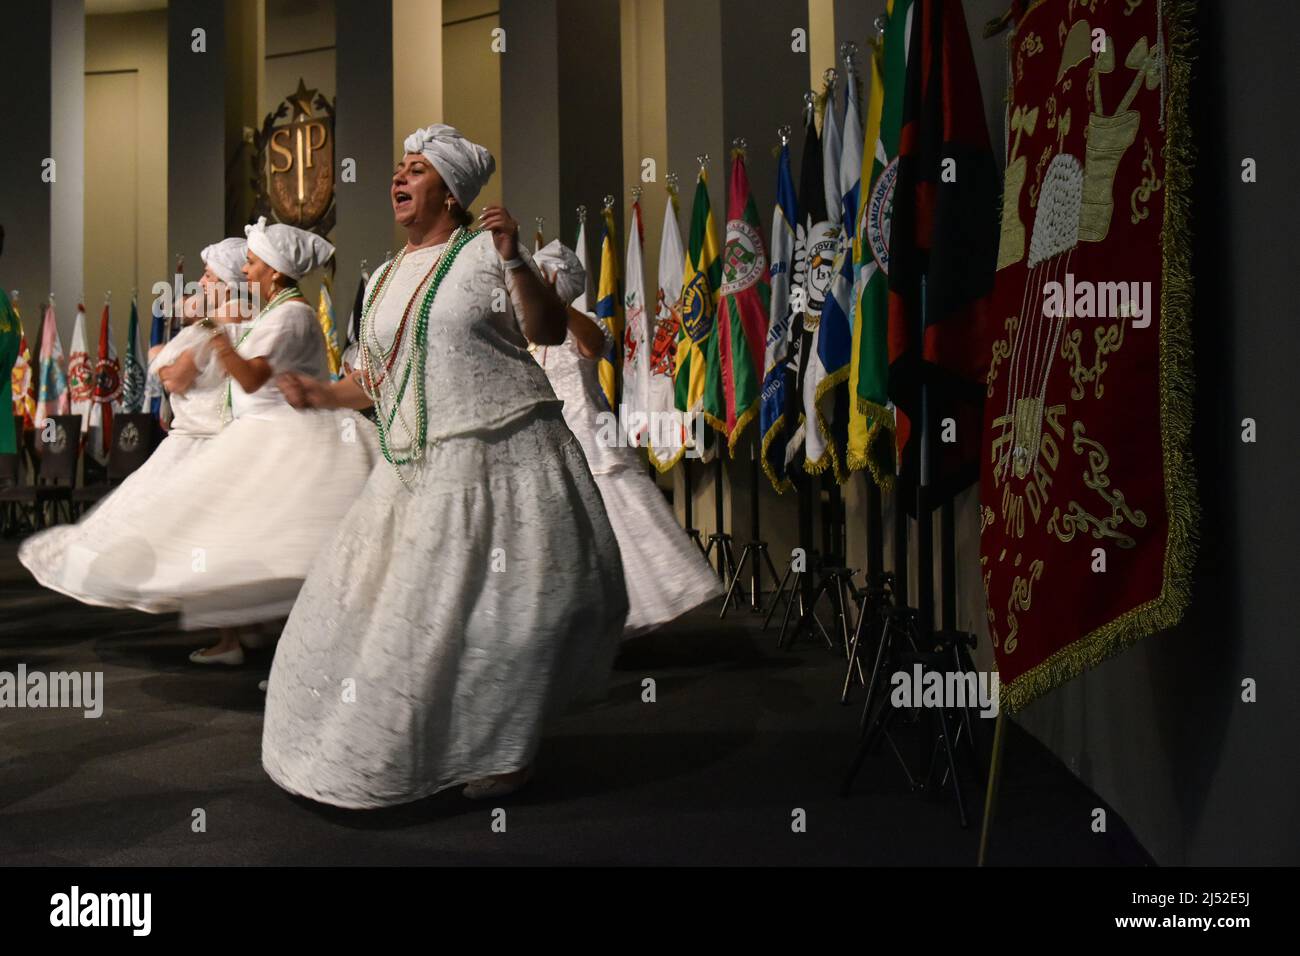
left=261, top=406, right=629, bottom=809
left=21, top=407, right=378, bottom=630
left=593, top=466, right=720, bottom=638
left=19, top=432, right=213, bottom=609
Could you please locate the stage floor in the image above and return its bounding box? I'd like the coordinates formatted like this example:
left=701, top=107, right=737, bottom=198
left=0, top=539, right=1150, bottom=866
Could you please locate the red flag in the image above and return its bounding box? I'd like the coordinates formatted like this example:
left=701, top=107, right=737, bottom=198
left=89, top=303, right=122, bottom=461
left=707, top=149, right=771, bottom=452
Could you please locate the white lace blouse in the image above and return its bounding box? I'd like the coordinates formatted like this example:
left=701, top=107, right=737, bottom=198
left=359, top=230, right=561, bottom=455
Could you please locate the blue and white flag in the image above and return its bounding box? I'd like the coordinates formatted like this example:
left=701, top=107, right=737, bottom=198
left=758, top=136, right=799, bottom=492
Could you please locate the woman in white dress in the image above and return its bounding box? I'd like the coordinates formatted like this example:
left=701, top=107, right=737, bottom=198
left=531, top=241, right=720, bottom=637
left=262, top=124, right=628, bottom=808
left=19, top=238, right=249, bottom=606
left=21, top=221, right=379, bottom=657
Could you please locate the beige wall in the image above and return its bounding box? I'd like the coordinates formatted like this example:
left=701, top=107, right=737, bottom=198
left=262, top=0, right=335, bottom=118
left=263, top=0, right=336, bottom=304
left=620, top=0, right=667, bottom=288
left=84, top=9, right=167, bottom=358
left=807, top=0, right=836, bottom=103
left=392, top=0, right=443, bottom=248
left=443, top=1, right=502, bottom=211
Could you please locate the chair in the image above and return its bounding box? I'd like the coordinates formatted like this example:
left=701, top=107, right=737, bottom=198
left=32, top=414, right=81, bottom=528
left=73, top=413, right=160, bottom=515
left=0, top=417, right=34, bottom=535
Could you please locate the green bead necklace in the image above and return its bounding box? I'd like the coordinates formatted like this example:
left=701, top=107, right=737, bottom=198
left=360, top=227, right=478, bottom=487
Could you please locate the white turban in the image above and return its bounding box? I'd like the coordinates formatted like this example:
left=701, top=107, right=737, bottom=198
left=532, top=240, right=586, bottom=305
left=402, top=124, right=496, bottom=209
left=200, top=238, right=248, bottom=286
left=243, top=217, right=334, bottom=281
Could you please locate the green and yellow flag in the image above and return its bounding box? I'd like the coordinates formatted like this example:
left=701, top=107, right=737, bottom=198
left=848, top=0, right=910, bottom=484
left=317, top=279, right=343, bottom=380
left=595, top=205, right=622, bottom=409
left=674, top=167, right=722, bottom=433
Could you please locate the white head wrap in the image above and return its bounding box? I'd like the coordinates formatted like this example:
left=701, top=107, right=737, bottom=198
left=200, top=237, right=248, bottom=286
left=402, top=124, right=496, bottom=209
left=532, top=240, right=586, bottom=305
left=243, top=217, right=334, bottom=281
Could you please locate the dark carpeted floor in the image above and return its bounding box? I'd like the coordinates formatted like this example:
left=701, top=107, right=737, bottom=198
left=0, top=538, right=1152, bottom=866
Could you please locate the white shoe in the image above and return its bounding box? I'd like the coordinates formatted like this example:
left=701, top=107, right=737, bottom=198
left=462, top=768, right=533, bottom=801
left=188, top=646, right=245, bottom=667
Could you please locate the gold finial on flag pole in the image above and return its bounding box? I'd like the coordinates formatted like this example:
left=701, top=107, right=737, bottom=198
left=630, top=185, right=643, bottom=203
left=778, top=124, right=791, bottom=146
left=576, top=204, right=587, bottom=223
left=602, top=194, right=615, bottom=211
left=696, top=153, right=709, bottom=171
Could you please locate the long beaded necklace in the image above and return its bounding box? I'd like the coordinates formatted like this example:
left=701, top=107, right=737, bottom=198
left=359, top=227, right=478, bottom=488
left=220, top=285, right=303, bottom=423
left=358, top=243, right=452, bottom=462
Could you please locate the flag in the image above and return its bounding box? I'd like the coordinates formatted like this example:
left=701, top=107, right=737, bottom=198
left=980, top=0, right=1194, bottom=711
left=595, top=205, right=622, bottom=410
left=758, top=136, right=800, bottom=492
left=809, top=56, right=865, bottom=483
left=848, top=0, right=912, bottom=485
left=709, top=148, right=770, bottom=454
left=142, top=298, right=170, bottom=426
left=573, top=215, right=594, bottom=314
left=621, top=199, right=650, bottom=445
left=674, top=167, right=722, bottom=439
left=342, top=268, right=367, bottom=373
left=0, top=289, right=21, bottom=455
left=35, top=303, right=69, bottom=425
left=802, top=77, right=844, bottom=473
left=887, top=0, right=1000, bottom=499
left=13, top=330, right=37, bottom=431
left=785, top=102, right=829, bottom=472
left=67, top=305, right=93, bottom=433
left=317, top=279, right=343, bottom=380
left=647, top=190, right=687, bottom=471
left=88, top=301, right=122, bottom=462
left=121, top=296, right=146, bottom=413
left=11, top=305, right=37, bottom=433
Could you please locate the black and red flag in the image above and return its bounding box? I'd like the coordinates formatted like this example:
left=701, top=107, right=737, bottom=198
left=886, top=0, right=1001, bottom=497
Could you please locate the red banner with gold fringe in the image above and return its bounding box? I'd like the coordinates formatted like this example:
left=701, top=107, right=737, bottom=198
left=980, top=0, right=1197, bottom=712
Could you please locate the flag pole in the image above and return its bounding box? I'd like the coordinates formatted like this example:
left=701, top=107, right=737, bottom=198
left=695, top=151, right=736, bottom=590
left=666, top=171, right=705, bottom=556
left=725, top=128, right=789, bottom=617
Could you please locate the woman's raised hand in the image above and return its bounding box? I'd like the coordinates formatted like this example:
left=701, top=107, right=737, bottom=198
left=478, top=205, right=520, bottom=262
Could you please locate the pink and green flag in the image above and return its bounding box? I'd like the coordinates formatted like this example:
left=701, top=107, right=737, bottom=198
left=707, top=148, right=770, bottom=454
